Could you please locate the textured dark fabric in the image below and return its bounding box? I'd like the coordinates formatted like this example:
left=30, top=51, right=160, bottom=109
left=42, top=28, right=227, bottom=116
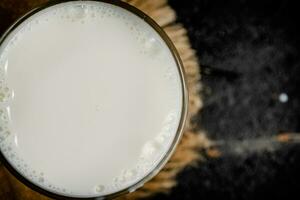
left=151, top=0, right=300, bottom=199
left=1, top=0, right=300, bottom=199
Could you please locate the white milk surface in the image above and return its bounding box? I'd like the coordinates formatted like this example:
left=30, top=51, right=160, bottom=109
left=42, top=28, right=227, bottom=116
left=0, top=1, right=183, bottom=198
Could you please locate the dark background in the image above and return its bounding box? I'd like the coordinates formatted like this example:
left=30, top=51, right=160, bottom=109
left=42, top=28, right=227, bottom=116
left=152, top=0, right=300, bottom=199
left=1, top=0, right=300, bottom=199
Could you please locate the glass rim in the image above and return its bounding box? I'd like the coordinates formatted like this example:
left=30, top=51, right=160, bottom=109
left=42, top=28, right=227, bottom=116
left=0, top=0, right=189, bottom=199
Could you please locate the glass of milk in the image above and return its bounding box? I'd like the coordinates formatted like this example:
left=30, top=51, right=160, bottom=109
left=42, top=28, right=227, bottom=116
left=0, top=0, right=188, bottom=199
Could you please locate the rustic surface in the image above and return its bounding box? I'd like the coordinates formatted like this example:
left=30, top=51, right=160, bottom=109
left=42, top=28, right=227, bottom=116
left=4, top=0, right=300, bottom=200
left=151, top=0, right=300, bottom=199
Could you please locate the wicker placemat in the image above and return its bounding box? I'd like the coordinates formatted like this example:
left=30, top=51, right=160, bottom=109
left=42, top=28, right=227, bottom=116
left=0, top=0, right=210, bottom=199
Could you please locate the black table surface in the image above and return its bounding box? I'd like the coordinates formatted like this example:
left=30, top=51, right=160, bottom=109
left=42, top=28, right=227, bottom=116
left=152, top=0, right=300, bottom=199
left=1, top=0, right=300, bottom=200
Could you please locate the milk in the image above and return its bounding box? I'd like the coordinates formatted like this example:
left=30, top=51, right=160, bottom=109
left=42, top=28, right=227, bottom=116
left=0, top=1, right=183, bottom=198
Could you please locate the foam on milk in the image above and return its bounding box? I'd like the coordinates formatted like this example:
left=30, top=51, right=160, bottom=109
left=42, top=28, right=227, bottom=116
left=0, top=1, right=183, bottom=198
